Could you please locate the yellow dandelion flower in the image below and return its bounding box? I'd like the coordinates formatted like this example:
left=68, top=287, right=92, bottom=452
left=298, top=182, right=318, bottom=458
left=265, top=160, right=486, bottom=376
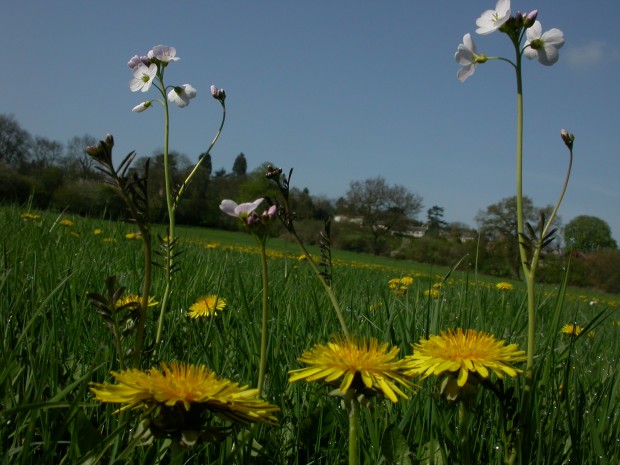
left=288, top=337, right=411, bottom=403
left=125, top=232, right=142, bottom=240
left=90, top=361, right=279, bottom=425
left=424, top=289, right=440, bottom=299
left=297, top=254, right=307, bottom=261
left=116, top=294, right=159, bottom=309
left=496, top=282, right=514, bottom=291
left=205, top=242, right=219, bottom=249
left=432, top=282, right=443, bottom=289
left=20, top=213, right=41, bottom=221
left=93, top=229, right=103, bottom=235
left=400, top=276, right=414, bottom=286
left=402, top=328, right=526, bottom=388
left=102, top=237, right=118, bottom=244
left=59, top=219, right=74, bottom=227
left=561, top=323, right=583, bottom=336
left=188, top=295, right=227, bottom=318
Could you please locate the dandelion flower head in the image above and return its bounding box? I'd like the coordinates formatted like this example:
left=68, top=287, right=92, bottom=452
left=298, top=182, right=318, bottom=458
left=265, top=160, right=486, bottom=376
left=289, top=337, right=411, bottom=403
left=90, top=361, right=279, bottom=425
left=188, top=295, right=227, bottom=318
left=402, top=328, right=526, bottom=388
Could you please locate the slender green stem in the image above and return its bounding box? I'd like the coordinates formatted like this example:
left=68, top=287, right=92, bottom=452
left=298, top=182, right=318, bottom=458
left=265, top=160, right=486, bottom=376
left=513, top=44, right=536, bottom=392
left=175, top=102, right=226, bottom=204
left=459, top=401, right=471, bottom=465
left=346, top=391, right=359, bottom=465
left=290, top=232, right=350, bottom=339
left=257, top=238, right=270, bottom=397
left=170, top=440, right=184, bottom=465
left=154, top=75, right=174, bottom=356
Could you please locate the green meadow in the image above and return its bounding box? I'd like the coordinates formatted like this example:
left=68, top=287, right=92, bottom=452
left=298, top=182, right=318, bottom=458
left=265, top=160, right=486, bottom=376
left=1, top=204, right=619, bottom=464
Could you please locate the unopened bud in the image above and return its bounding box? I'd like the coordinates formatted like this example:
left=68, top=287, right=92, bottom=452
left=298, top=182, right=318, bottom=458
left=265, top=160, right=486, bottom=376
left=105, top=134, right=114, bottom=148
left=524, top=10, right=538, bottom=28
left=560, top=129, right=574, bottom=149
left=85, top=145, right=100, bottom=156
left=210, top=85, right=226, bottom=102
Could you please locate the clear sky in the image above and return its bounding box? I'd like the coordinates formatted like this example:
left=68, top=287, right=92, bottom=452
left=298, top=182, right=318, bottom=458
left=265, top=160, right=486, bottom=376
left=2, top=1, right=619, bottom=242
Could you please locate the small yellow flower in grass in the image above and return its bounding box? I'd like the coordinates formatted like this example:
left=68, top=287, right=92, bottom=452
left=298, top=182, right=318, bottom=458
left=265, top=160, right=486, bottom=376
left=400, top=276, right=414, bottom=286
left=93, top=229, right=103, bottom=235
left=496, top=282, right=514, bottom=291
left=402, top=328, right=526, bottom=389
left=288, top=337, right=411, bottom=403
left=102, top=237, right=118, bottom=244
left=20, top=213, right=41, bottom=221
left=90, top=361, right=279, bottom=425
left=188, top=295, right=227, bottom=318
left=205, top=242, right=219, bottom=250
left=424, top=288, right=440, bottom=299
left=60, top=219, right=74, bottom=227
left=561, top=323, right=583, bottom=336
left=125, top=232, right=142, bottom=240
left=116, top=294, right=159, bottom=309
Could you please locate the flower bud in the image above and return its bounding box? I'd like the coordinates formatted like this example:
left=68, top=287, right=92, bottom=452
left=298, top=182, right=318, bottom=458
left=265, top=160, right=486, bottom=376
left=105, top=134, right=114, bottom=148
left=524, top=10, right=538, bottom=28
left=560, top=129, right=574, bottom=149
left=210, top=85, right=226, bottom=102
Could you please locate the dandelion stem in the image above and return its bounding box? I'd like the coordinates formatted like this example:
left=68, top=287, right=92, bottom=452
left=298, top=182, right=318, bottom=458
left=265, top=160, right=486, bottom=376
left=346, top=391, right=359, bottom=465
left=459, top=401, right=471, bottom=465
left=257, top=238, right=270, bottom=397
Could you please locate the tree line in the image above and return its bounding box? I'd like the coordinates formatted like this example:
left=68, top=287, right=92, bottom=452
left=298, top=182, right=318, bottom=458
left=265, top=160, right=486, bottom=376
left=2, top=113, right=618, bottom=292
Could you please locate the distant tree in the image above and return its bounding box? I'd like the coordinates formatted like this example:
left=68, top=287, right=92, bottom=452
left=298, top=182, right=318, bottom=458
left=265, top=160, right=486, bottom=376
left=341, top=176, right=423, bottom=255
left=563, top=215, right=617, bottom=252
left=311, top=195, right=335, bottom=220
left=232, top=152, right=247, bottom=176
left=65, top=134, right=98, bottom=179
left=426, top=205, right=448, bottom=236
left=476, top=195, right=560, bottom=278
left=0, top=114, right=32, bottom=168
left=214, top=168, right=227, bottom=177
left=31, top=136, right=64, bottom=169
left=198, top=152, right=212, bottom=177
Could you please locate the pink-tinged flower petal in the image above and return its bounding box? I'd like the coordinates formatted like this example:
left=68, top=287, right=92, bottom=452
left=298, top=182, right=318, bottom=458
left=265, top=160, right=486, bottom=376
left=219, top=200, right=239, bottom=217
left=234, top=198, right=264, bottom=217
left=148, top=45, right=180, bottom=63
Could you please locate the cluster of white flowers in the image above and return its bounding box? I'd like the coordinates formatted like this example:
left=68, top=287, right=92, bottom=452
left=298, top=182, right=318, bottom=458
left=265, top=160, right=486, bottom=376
left=455, top=0, right=565, bottom=81
left=127, top=45, right=197, bottom=112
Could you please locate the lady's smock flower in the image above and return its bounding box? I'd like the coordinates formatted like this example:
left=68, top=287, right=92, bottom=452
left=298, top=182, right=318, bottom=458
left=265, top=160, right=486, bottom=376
left=148, top=45, right=180, bottom=63
left=475, top=0, right=511, bottom=35
left=523, top=21, right=564, bottom=66
left=129, top=63, right=157, bottom=92
left=455, top=33, right=487, bottom=82
left=168, top=84, right=197, bottom=108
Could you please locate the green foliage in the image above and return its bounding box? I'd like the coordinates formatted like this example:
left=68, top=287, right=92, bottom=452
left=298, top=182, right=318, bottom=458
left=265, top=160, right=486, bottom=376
left=1, top=205, right=619, bottom=464
left=564, top=215, right=618, bottom=252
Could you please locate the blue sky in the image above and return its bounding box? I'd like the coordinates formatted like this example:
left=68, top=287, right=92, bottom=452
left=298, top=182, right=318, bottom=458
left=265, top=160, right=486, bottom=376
left=3, top=1, right=619, bottom=242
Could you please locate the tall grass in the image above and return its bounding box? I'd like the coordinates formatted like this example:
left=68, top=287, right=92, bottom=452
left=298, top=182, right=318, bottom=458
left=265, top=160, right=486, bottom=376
left=1, top=204, right=618, bottom=464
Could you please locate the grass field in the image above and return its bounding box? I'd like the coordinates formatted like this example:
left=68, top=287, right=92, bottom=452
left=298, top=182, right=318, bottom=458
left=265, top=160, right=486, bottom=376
left=1, top=204, right=619, bottom=464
